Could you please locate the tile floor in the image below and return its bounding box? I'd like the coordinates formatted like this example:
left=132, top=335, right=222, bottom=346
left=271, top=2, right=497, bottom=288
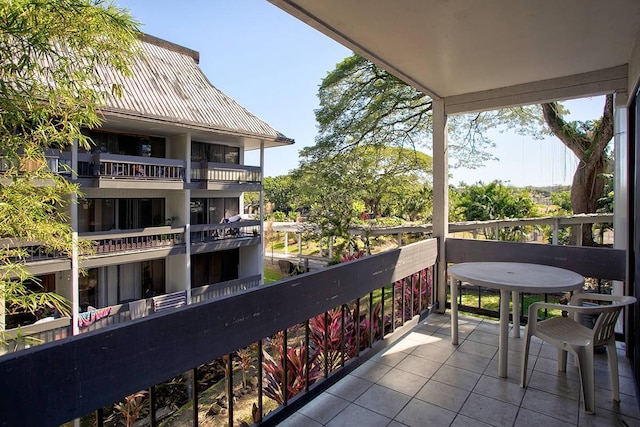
left=280, top=313, right=640, bottom=426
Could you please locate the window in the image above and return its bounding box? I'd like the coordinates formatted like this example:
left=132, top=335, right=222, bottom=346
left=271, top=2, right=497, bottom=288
left=190, top=197, right=240, bottom=224
left=191, top=141, right=240, bottom=165
left=191, top=249, right=239, bottom=287
left=78, top=198, right=164, bottom=232
left=87, top=130, right=166, bottom=157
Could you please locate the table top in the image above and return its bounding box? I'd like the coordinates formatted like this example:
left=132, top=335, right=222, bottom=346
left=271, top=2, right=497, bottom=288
left=448, top=262, right=584, bottom=293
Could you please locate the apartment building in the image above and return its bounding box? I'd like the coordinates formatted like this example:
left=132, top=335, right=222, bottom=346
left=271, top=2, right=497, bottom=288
left=6, top=34, right=293, bottom=335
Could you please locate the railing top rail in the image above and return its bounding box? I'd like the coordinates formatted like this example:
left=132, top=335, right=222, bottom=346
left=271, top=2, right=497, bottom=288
left=190, top=221, right=260, bottom=232
left=79, top=226, right=185, bottom=240
left=94, top=153, right=184, bottom=166
left=445, top=238, right=625, bottom=280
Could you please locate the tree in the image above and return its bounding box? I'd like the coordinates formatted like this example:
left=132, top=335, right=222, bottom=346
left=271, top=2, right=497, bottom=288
left=0, top=0, right=139, bottom=328
left=541, top=95, right=614, bottom=245
left=454, top=181, right=536, bottom=240
left=311, top=54, right=542, bottom=169
left=315, top=54, right=614, bottom=246
left=263, top=175, right=297, bottom=214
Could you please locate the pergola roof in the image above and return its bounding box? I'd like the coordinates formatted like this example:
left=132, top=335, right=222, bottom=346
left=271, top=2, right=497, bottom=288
left=269, top=0, right=640, bottom=113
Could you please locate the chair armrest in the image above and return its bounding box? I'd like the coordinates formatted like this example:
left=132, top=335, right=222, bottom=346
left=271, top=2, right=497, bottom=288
left=527, top=301, right=610, bottom=321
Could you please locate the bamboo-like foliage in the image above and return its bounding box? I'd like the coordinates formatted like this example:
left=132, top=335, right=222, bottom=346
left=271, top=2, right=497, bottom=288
left=0, top=0, right=139, bottom=328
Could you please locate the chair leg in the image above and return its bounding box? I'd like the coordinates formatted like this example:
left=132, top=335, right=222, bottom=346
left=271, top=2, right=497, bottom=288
left=576, top=346, right=596, bottom=414
left=606, top=338, right=620, bottom=403
left=558, top=348, right=568, bottom=372
left=521, top=325, right=532, bottom=388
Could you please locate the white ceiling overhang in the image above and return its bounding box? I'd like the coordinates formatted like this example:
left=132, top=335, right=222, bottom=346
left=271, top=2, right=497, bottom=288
left=269, top=0, right=640, bottom=114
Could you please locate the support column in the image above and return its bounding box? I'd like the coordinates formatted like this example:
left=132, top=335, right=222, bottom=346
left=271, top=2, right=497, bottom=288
left=259, top=142, right=265, bottom=284
left=71, top=139, right=80, bottom=336
left=613, top=102, right=628, bottom=298
left=433, top=99, right=449, bottom=313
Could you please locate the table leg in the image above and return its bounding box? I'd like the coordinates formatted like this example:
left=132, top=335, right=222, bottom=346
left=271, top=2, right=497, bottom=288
left=512, top=290, right=520, bottom=338
left=499, top=289, right=510, bottom=378
left=450, top=277, right=458, bottom=345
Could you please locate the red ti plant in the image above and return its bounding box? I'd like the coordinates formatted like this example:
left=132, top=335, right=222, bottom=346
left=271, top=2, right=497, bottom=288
left=262, top=333, right=321, bottom=405
left=309, top=305, right=356, bottom=374
left=395, top=267, right=432, bottom=323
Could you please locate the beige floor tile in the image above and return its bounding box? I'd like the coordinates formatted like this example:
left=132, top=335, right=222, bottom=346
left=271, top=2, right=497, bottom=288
left=325, top=403, right=392, bottom=427
left=298, top=392, right=350, bottom=424
left=450, top=413, right=493, bottom=427
left=431, top=364, right=481, bottom=391
left=445, top=349, right=492, bottom=374
left=526, top=370, right=581, bottom=401
left=578, top=404, right=640, bottom=427
left=354, top=383, right=412, bottom=418
left=415, top=379, right=471, bottom=412
left=395, top=354, right=442, bottom=379
left=457, top=339, right=498, bottom=359
left=514, top=407, right=574, bottom=427
left=326, top=374, right=372, bottom=401
left=370, top=347, right=408, bottom=367
left=472, top=374, right=526, bottom=406
left=394, top=397, right=457, bottom=427
left=276, top=412, right=323, bottom=427
left=459, top=392, right=519, bottom=426
left=376, top=367, right=428, bottom=396
left=520, top=388, right=579, bottom=424
left=466, top=329, right=500, bottom=346
left=411, top=341, right=456, bottom=363
left=350, top=360, right=392, bottom=383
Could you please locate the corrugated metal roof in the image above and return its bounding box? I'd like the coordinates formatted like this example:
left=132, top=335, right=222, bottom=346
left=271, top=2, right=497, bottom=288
left=98, top=35, right=293, bottom=144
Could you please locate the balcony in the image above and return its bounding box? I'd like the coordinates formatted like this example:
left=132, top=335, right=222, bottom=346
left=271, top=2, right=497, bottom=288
left=2, top=237, right=636, bottom=426
left=79, top=226, right=186, bottom=267
left=59, top=152, right=186, bottom=189
left=190, top=221, right=261, bottom=252
left=190, top=161, right=262, bottom=191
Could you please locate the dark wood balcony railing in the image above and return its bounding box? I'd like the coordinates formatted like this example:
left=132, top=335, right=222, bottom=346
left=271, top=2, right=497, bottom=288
left=190, top=221, right=261, bottom=244
left=0, top=238, right=437, bottom=426
left=190, top=161, right=261, bottom=183
left=80, top=226, right=186, bottom=256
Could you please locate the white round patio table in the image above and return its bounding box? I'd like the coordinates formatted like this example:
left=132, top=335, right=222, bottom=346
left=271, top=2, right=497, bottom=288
left=448, top=262, right=584, bottom=378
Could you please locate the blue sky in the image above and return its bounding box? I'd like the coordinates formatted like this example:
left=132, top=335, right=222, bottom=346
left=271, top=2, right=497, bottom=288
left=115, top=0, right=606, bottom=188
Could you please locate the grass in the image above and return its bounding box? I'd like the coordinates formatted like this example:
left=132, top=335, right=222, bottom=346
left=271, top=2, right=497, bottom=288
left=457, top=289, right=566, bottom=318
left=264, top=265, right=283, bottom=284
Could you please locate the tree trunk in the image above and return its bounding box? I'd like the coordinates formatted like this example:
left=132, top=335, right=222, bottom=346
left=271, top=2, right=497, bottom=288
left=541, top=95, right=613, bottom=246
left=570, top=155, right=607, bottom=246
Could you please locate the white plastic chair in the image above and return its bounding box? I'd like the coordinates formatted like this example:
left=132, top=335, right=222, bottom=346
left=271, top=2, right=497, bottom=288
left=520, top=292, right=636, bottom=414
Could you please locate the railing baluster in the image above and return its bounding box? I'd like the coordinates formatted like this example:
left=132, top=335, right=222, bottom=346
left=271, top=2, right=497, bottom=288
left=227, top=354, right=233, bottom=426
left=258, top=340, right=263, bottom=423
left=282, top=329, right=288, bottom=406
left=340, top=305, right=345, bottom=368
left=355, top=298, right=361, bottom=356
left=323, top=312, right=329, bottom=377
left=304, top=321, right=310, bottom=392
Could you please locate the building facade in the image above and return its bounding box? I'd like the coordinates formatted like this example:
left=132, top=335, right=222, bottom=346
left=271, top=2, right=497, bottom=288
left=6, top=34, right=293, bottom=335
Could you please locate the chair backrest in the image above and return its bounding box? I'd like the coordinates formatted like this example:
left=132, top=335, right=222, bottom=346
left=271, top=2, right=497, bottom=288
left=570, top=293, right=636, bottom=347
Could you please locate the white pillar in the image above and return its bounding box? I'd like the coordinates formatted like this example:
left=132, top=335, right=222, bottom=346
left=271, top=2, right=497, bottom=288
left=259, top=142, right=265, bottom=284
left=284, top=231, right=289, bottom=255
left=71, top=140, right=80, bottom=335
left=433, top=99, right=449, bottom=313
left=613, top=101, right=628, bottom=297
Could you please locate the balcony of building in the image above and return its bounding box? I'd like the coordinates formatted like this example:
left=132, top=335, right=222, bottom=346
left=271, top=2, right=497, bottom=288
left=78, top=226, right=186, bottom=268
left=190, top=161, right=262, bottom=191
left=1, top=237, right=636, bottom=426
left=190, top=220, right=261, bottom=253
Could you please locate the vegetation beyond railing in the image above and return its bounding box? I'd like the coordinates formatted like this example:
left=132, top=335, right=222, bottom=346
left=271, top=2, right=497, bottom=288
left=0, top=239, right=437, bottom=426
